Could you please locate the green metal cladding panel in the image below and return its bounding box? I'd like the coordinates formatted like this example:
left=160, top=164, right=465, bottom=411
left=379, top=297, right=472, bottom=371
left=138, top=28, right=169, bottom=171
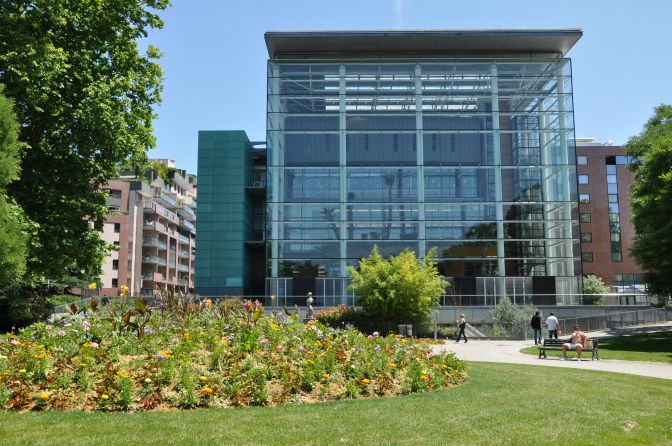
left=195, top=131, right=252, bottom=294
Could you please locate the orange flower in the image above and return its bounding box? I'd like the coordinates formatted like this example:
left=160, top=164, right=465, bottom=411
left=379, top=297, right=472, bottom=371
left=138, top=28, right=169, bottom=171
left=202, top=387, right=214, bottom=395
left=38, top=393, right=49, bottom=400
left=420, top=375, right=429, bottom=381
left=361, top=378, right=370, bottom=385
left=322, top=373, right=330, bottom=380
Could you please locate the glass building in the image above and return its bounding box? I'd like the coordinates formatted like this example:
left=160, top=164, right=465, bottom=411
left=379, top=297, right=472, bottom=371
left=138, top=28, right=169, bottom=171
left=264, top=30, right=583, bottom=305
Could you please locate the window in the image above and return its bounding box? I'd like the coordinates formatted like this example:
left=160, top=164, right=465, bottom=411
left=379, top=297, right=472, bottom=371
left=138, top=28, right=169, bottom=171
left=580, top=233, right=592, bottom=243
left=580, top=213, right=591, bottom=223
left=112, top=278, right=118, bottom=288
left=578, top=175, right=589, bottom=185
left=113, top=241, right=120, bottom=249
left=579, top=193, right=590, bottom=203
left=112, top=260, right=119, bottom=270
left=577, top=155, right=588, bottom=165
left=607, top=174, right=617, bottom=184
left=611, top=252, right=623, bottom=262
left=114, top=223, right=121, bottom=233
left=608, top=194, right=618, bottom=203
left=582, top=252, right=593, bottom=262
left=607, top=183, right=618, bottom=194
left=606, top=165, right=616, bottom=175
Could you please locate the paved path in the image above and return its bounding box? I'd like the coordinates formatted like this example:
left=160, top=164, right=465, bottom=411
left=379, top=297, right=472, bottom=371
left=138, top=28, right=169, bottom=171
left=432, top=322, right=672, bottom=380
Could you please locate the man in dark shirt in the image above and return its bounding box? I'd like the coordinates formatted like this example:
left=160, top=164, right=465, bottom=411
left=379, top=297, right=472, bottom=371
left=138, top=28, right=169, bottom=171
left=531, top=311, right=542, bottom=345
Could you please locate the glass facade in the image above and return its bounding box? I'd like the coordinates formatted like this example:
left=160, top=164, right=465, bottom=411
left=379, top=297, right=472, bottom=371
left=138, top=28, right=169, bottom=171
left=267, top=57, right=581, bottom=300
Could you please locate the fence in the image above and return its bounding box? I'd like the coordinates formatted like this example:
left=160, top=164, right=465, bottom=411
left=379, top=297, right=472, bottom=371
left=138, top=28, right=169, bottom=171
left=557, top=308, right=670, bottom=334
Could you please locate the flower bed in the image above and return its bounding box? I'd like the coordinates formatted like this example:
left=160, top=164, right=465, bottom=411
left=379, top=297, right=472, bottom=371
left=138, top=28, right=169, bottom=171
left=0, top=298, right=467, bottom=411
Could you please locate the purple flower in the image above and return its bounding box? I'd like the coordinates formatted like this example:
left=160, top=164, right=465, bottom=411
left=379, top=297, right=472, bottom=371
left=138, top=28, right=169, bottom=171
left=82, top=321, right=90, bottom=332
left=144, top=327, right=154, bottom=334
left=298, top=346, right=305, bottom=352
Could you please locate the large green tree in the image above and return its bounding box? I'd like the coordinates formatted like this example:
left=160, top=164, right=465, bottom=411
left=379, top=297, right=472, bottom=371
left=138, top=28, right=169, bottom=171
left=348, top=246, right=448, bottom=324
left=0, top=86, right=29, bottom=284
left=0, top=0, right=169, bottom=282
left=626, top=105, right=672, bottom=295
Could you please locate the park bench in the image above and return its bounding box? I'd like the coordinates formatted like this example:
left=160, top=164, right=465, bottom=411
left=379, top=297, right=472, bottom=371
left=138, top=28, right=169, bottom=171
left=538, top=338, right=600, bottom=360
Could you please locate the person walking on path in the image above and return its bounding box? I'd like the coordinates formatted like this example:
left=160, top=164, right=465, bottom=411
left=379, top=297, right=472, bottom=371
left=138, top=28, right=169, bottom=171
left=546, top=313, right=559, bottom=339
left=531, top=311, right=542, bottom=345
left=455, top=313, right=468, bottom=343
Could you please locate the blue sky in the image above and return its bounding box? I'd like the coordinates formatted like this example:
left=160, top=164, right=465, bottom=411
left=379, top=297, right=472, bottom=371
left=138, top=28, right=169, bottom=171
left=146, top=0, right=672, bottom=174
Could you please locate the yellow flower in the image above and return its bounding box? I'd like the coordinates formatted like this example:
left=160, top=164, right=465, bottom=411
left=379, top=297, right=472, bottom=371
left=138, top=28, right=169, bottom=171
left=100, top=394, right=109, bottom=400
left=78, top=363, right=87, bottom=368
left=38, top=393, right=49, bottom=400
left=361, top=378, right=370, bottom=385
left=440, top=364, right=448, bottom=369
left=202, top=387, right=213, bottom=395
left=420, top=375, right=429, bottom=381
left=205, top=298, right=212, bottom=308
left=199, top=376, right=207, bottom=381
left=389, top=363, right=397, bottom=369
left=306, top=359, right=314, bottom=365
left=88, top=282, right=97, bottom=290
left=18, top=369, right=26, bottom=374
left=314, top=340, right=322, bottom=348
left=322, top=373, right=330, bottom=380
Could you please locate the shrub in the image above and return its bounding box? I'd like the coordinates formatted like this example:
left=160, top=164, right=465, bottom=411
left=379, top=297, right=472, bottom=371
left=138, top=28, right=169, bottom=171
left=582, top=275, right=610, bottom=305
left=348, top=246, right=448, bottom=325
left=0, top=285, right=53, bottom=331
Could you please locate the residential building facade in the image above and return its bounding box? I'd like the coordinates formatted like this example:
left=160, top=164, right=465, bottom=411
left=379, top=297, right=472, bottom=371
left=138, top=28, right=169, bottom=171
left=99, top=160, right=197, bottom=296
left=575, top=138, right=644, bottom=293
left=197, top=30, right=585, bottom=305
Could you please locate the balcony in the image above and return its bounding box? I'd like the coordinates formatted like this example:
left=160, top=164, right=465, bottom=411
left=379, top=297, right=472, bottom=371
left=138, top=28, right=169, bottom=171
left=178, top=234, right=190, bottom=245
left=177, top=278, right=188, bottom=287
left=179, top=218, right=196, bottom=233
left=245, top=180, right=266, bottom=197
left=155, top=191, right=178, bottom=209
left=143, top=201, right=179, bottom=224
left=178, top=264, right=189, bottom=273
left=143, top=220, right=168, bottom=235
left=106, top=195, right=122, bottom=210
left=142, top=255, right=166, bottom=266
left=178, top=250, right=191, bottom=259
left=177, top=204, right=196, bottom=221
left=142, top=237, right=167, bottom=250
left=141, top=271, right=165, bottom=282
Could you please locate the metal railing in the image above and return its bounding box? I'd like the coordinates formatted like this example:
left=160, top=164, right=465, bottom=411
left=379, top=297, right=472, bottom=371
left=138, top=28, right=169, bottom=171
left=557, top=308, right=670, bottom=334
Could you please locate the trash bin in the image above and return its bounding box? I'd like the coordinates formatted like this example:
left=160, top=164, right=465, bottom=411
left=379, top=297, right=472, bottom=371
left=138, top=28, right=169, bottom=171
left=406, top=324, right=413, bottom=337
left=398, top=324, right=407, bottom=336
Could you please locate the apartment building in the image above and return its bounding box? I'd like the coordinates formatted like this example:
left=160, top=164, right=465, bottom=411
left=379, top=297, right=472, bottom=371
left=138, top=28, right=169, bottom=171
left=575, top=138, right=644, bottom=292
left=100, top=160, right=197, bottom=297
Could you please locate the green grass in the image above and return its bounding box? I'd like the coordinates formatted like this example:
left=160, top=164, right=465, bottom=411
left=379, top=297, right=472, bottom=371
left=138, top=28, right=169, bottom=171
left=1, top=362, right=670, bottom=446
left=520, top=331, right=672, bottom=362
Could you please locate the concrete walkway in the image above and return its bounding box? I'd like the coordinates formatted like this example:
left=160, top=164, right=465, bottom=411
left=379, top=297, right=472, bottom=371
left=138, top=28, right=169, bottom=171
left=432, top=322, right=672, bottom=380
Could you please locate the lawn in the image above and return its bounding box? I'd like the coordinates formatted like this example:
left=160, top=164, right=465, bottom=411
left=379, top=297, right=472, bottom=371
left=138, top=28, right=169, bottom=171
left=520, top=331, right=672, bottom=362
left=1, top=362, right=670, bottom=446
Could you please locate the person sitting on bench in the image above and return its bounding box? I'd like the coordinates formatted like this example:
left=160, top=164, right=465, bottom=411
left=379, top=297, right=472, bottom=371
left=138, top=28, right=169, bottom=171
left=561, top=325, right=586, bottom=361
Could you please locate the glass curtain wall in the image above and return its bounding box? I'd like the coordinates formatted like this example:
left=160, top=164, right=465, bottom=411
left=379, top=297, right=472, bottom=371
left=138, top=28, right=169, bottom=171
left=267, top=59, right=580, bottom=301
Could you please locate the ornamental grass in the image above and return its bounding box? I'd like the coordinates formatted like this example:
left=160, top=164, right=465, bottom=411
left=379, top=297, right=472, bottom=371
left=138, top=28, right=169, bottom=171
left=0, top=298, right=467, bottom=411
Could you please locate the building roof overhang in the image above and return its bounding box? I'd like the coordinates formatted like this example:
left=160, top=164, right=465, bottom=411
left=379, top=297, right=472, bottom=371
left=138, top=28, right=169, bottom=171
left=265, top=29, right=582, bottom=59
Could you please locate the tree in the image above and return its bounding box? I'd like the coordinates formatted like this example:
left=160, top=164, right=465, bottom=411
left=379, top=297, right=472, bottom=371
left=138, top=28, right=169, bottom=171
left=626, top=105, right=672, bottom=295
left=0, top=86, right=29, bottom=284
left=347, top=246, right=448, bottom=324
left=0, top=0, right=169, bottom=282
left=582, top=274, right=610, bottom=305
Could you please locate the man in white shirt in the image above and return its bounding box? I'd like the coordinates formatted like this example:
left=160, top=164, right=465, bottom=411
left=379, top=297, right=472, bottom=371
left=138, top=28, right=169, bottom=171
left=545, top=313, right=559, bottom=339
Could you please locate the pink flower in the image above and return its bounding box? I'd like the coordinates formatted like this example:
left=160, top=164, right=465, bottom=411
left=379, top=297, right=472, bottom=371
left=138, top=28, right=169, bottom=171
left=82, top=321, right=90, bottom=332
left=45, top=325, right=52, bottom=331
left=10, top=339, right=18, bottom=345
left=91, top=342, right=99, bottom=349
left=372, top=331, right=380, bottom=337
left=58, top=330, right=66, bottom=336
left=243, top=300, right=252, bottom=311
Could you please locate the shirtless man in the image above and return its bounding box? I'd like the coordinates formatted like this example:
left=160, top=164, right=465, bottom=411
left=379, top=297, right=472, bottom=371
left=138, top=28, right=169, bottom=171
left=561, top=325, right=587, bottom=361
